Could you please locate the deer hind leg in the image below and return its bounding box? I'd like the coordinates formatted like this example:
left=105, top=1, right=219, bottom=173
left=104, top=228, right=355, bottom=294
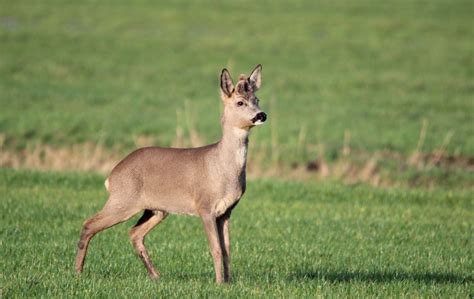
left=75, top=198, right=141, bottom=274
left=129, top=210, right=168, bottom=280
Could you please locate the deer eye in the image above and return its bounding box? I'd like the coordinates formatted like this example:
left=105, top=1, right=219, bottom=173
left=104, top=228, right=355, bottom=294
left=237, top=101, right=244, bottom=107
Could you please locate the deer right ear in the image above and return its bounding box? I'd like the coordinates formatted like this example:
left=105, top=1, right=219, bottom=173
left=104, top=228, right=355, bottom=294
left=249, top=64, right=262, bottom=90
left=220, top=68, right=234, bottom=98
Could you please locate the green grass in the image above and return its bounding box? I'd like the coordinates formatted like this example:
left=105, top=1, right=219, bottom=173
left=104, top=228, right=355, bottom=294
left=1, top=168, right=472, bottom=297
left=1, top=0, right=473, bottom=162
left=1, top=2, right=472, bottom=296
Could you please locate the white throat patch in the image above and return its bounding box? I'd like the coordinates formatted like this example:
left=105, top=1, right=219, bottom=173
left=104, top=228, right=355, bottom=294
left=236, top=145, right=248, bottom=167
left=231, top=128, right=249, bottom=167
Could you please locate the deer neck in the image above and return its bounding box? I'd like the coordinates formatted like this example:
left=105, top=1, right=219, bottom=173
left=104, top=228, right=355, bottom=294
left=218, top=124, right=249, bottom=171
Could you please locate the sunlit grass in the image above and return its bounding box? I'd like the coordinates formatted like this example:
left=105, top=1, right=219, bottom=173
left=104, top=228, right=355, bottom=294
left=1, top=169, right=471, bottom=297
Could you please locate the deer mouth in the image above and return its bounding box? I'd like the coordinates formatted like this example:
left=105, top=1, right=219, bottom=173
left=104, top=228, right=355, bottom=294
left=252, top=112, right=267, bottom=125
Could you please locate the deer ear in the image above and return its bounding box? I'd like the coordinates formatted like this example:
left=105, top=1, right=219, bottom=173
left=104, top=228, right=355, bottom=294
left=249, top=64, right=262, bottom=90
left=220, top=68, right=234, bottom=98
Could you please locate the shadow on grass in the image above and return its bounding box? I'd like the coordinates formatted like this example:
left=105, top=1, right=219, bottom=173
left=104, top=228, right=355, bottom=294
left=86, top=266, right=472, bottom=285
left=288, top=269, right=472, bottom=284
left=145, top=269, right=472, bottom=285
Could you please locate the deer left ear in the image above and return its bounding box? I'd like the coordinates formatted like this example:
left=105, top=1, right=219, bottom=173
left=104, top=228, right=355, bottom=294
left=249, top=64, right=262, bottom=91
left=220, top=68, right=234, bottom=98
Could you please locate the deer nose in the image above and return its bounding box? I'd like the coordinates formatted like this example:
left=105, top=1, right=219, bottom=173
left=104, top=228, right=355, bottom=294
left=256, top=112, right=267, bottom=122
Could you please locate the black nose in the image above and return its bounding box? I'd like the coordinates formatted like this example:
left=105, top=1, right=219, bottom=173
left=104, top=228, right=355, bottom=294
left=256, top=112, right=267, bottom=122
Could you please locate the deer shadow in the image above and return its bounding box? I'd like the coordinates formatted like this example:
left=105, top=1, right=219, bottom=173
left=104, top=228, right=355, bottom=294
left=288, top=268, right=472, bottom=285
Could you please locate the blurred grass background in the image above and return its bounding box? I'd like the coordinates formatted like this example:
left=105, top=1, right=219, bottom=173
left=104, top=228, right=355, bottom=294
left=1, top=1, right=472, bottom=161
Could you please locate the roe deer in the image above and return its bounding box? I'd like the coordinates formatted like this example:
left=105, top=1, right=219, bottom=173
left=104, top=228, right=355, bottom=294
left=75, top=64, right=267, bottom=283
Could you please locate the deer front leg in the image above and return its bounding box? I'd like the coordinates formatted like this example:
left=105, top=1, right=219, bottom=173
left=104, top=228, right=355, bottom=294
left=201, top=214, right=223, bottom=283
left=217, top=213, right=231, bottom=283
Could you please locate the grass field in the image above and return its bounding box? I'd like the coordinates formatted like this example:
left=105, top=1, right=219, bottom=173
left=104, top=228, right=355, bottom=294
left=1, top=1, right=473, bottom=158
left=1, top=169, right=472, bottom=297
left=1, top=1, right=473, bottom=297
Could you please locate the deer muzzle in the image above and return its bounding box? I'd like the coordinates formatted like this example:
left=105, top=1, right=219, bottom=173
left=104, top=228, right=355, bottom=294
left=252, top=112, right=267, bottom=124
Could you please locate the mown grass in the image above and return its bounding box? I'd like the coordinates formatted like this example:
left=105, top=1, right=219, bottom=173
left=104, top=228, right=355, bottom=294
left=1, top=0, right=473, bottom=163
left=1, top=169, right=472, bottom=297
left=0, top=1, right=472, bottom=296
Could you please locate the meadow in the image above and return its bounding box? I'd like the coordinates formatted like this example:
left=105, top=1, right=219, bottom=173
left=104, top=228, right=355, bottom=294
left=1, top=169, right=472, bottom=297
left=1, top=0, right=473, bottom=186
left=0, top=0, right=473, bottom=297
